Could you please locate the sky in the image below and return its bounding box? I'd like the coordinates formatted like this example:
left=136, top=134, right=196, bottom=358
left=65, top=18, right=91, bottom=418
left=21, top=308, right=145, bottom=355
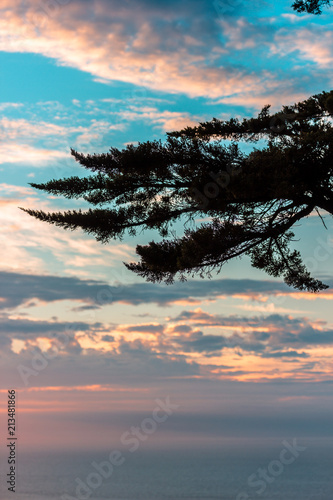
left=0, top=0, right=333, bottom=460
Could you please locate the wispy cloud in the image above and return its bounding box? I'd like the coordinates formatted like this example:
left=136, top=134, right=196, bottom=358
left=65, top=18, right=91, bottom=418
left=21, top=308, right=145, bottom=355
left=0, top=143, right=68, bottom=165
left=115, top=106, right=199, bottom=132
left=0, top=186, right=135, bottom=275
left=1, top=0, right=328, bottom=103
left=0, top=102, right=23, bottom=111
left=1, top=266, right=333, bottom=310
left=272, top=25, right=333, bottom=70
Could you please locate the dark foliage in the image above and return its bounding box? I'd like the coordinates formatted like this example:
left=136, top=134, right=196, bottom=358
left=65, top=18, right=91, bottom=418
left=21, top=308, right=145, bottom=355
left=21, top=90, right=333, bottom=291
left=292, top=0, right=331, bottom=14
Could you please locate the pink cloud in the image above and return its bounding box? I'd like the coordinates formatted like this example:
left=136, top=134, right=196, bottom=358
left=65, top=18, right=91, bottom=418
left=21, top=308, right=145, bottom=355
left=272, top=26, right=333, bottom=69
left=0, top=143, right=68, bottom=165
left=0, top=117, right=70, bottom=140
left=0, top=185, right=136, bottom=276
left=0, top=1, right=272, bottom=99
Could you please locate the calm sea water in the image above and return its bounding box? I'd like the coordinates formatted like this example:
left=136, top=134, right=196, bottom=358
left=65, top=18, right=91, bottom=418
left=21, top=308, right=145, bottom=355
left=1, top=441, right=332, bottom=500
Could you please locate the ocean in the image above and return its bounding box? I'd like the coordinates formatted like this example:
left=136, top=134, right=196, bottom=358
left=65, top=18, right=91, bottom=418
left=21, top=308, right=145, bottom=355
left=1, top=440, right=332, bottom=500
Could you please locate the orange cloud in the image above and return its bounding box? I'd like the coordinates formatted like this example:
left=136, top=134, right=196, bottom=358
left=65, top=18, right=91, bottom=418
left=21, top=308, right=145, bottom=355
left=0, top=2, right=272, bottom=99
left=0, top=185, right=136, bottom=276
left=0, top=143, right=68, bottom=165
left=272, top=26, right=333, bottom=69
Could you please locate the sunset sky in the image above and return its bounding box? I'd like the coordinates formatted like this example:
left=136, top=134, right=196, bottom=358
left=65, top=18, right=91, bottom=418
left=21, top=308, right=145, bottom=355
left=0, top=0, right=333, bottom=457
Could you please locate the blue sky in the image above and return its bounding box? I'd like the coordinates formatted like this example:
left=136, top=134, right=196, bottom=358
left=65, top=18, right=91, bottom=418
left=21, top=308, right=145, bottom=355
left=0, top=0, right=333, bottom=457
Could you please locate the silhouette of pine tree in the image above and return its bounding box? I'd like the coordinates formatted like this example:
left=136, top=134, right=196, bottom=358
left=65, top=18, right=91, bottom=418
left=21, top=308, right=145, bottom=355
left=22, top=90, right=333, bottom=291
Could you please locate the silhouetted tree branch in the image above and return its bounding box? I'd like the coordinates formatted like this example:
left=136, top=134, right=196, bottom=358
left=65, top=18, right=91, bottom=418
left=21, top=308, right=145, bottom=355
left=21, top=90, right=333, bottom=291
left=292, top=0, right=331, bottom=14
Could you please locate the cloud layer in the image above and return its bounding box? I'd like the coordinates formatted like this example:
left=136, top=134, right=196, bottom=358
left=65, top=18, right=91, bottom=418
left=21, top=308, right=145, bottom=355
left=0, top=0, right=332, bottom=104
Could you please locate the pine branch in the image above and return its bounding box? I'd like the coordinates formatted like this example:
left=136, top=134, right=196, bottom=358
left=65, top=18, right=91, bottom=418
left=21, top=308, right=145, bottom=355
left=22, top=90, right=333, bottom=292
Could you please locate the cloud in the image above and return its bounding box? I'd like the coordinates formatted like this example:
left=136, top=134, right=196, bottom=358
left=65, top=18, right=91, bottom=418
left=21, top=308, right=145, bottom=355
left=0, top=183, right=35, bottom=196
left=1, top=269, right=333, bottom=360
left=0, top=114, right=127, bottom=165
left=272, top=25, right=333, bottom=69
left=171, top=309, right=333, bottom=352
left=0, top=102, right=200, bottom=170
left=0, top=188, right=135, bottom=276
left=219, top=17, right=271, bottom=50
left=260, top=350, right=310, bottom=358
left=0, top=316, right=102, bottom=340
left=116, top=106, right=199, bottom=132
left=0, top=271, right=287, bottom=309
left=0, top=0, right=319, bottom=103
left=0, top=296, right=332, bottom=389
left=1, top=330, right=202, bottom=391
left=101, top=334, right=115, bottom=342
left=1, top=269, right=333, bottom=310
left=0, top=271, right=110, bottom=310
left=71, top=304, right=102, bottom=312
left=0, top=117, right=71, bottom=140
left=216, top=90, right=308, bottom=110
left=172, top=330, right=230, bottom=353
left=0, top=143, right=68, bottom=165
left=0, top=102, right=23, bottom=111
left=120, top=323, right=165, bottom=334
